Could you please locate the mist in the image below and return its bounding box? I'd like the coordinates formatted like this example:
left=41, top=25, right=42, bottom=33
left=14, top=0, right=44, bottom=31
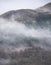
left=0, top=18, right=51, bottom=51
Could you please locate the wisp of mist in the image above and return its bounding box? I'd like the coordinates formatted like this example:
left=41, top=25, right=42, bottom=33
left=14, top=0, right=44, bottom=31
left=0, top=18, right=51, bottom=50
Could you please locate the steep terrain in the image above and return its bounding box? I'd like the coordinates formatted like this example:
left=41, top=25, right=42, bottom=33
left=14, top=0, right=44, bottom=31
left=0, top=2, right=51, bottom=65
left=0, top=3, right=51, bottom=28
left=37, top=2, right=51, bottom=12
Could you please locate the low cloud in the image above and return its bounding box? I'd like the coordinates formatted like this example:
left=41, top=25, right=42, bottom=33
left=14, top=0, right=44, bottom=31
left=0, top=18, right=51, bottom=50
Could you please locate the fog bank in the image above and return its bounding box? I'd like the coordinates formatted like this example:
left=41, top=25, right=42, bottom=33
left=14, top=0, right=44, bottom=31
left=0, top=18, right=51, bottom=50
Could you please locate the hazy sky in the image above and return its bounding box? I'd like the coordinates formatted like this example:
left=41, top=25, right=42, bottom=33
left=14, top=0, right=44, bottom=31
left=0, top=0, right=51, bottom=14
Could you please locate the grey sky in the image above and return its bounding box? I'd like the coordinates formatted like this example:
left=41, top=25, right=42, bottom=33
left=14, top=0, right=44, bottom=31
left=0, top=0, right=51, bottom=14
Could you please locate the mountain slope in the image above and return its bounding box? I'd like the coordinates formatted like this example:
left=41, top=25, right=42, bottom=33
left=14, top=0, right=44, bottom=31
left=0, top=3, right=51, bottom=28
left=37, top=2, right=51, bottom=12
left=0, top=2, right=51, bottom=65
